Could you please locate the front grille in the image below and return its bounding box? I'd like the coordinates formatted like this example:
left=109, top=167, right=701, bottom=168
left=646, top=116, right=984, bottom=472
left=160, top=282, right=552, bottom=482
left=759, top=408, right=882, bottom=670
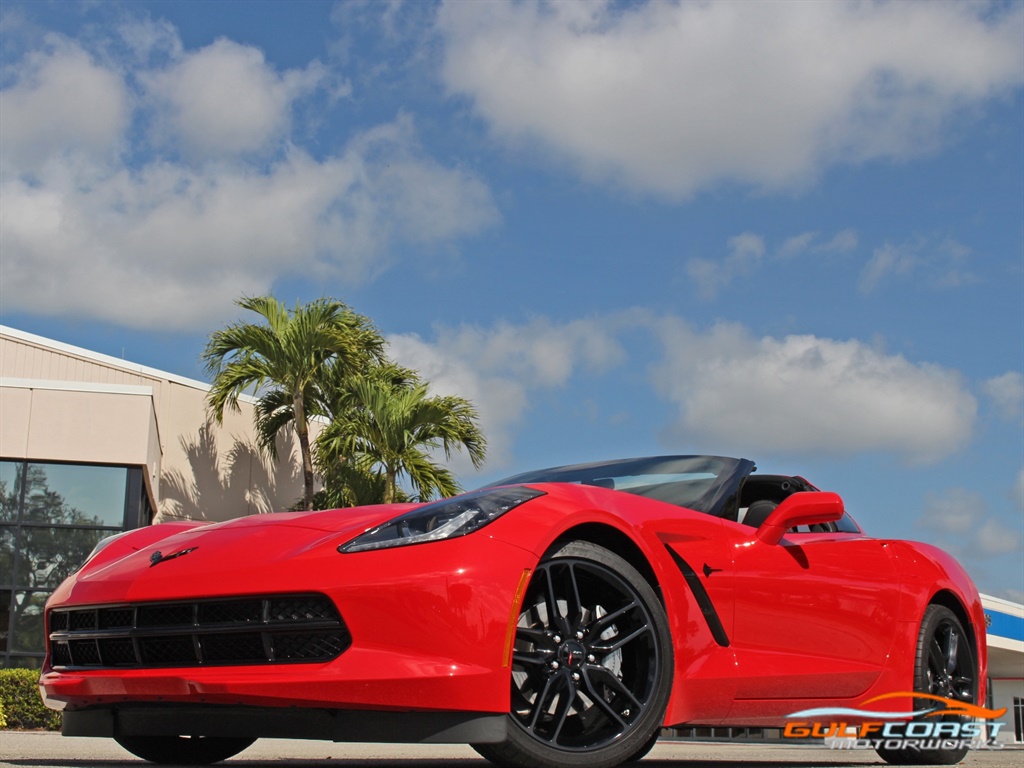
left=48, top=594, right=349, bottom=669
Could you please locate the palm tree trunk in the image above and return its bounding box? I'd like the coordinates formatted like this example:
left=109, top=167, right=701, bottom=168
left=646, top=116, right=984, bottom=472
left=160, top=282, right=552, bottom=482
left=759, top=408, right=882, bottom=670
left=294, top=390, right=315, bottom=510
left=384, top=466, right=397, bottom=505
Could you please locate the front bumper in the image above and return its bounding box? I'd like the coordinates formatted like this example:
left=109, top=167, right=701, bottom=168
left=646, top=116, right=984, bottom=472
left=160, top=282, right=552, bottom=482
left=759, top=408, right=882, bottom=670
left=41, top=532, right=537, bottom=715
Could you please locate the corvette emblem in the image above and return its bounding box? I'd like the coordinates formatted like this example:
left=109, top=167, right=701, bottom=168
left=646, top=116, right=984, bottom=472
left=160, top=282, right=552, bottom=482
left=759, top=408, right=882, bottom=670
left=150, top=547, right=198, bottom=567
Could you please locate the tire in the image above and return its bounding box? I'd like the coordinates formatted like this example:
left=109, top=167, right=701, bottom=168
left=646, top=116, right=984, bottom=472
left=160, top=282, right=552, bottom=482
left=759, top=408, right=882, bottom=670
left=474, top=541, right=672, bottom=768
left=875, top=605, right=976, bottom=766
left=114, top=735, right=256, bottom=765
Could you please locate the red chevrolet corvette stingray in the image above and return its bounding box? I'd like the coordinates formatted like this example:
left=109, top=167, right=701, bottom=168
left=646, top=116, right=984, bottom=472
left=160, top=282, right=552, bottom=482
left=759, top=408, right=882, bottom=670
left=40, top=456, right=985, bottom=767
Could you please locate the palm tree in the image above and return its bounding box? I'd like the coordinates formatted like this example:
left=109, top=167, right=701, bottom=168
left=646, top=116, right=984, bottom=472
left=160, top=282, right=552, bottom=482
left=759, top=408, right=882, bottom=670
left=318, top=374, right=487, bottom=504
left=202, top=296, right=385, bottom=510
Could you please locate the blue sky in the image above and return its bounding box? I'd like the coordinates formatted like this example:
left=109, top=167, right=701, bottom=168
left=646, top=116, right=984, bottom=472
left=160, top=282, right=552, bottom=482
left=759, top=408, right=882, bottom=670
left=1, top=1, right=1021, bottom=600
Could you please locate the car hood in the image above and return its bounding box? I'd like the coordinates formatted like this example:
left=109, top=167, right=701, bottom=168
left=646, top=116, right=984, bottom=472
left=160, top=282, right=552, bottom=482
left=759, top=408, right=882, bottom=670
left=53, top=504, right=418, bottom=606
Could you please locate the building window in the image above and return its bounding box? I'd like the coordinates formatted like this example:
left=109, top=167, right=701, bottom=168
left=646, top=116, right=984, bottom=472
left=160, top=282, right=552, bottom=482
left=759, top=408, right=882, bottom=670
left=0, top=459, right=150, bottom=668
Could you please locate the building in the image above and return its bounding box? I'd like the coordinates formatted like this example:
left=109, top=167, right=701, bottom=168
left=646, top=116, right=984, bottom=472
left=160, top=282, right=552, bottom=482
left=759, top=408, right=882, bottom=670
left=0, top=325, right=311, bottom=667
left=984, top=594, right=1024, bottom=743
left=1, top=325, right=1021, bottom=743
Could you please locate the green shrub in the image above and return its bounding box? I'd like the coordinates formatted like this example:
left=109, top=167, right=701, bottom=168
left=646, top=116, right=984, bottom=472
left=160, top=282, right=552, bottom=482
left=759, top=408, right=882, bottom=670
left=0, top=669, right=61, bottom=730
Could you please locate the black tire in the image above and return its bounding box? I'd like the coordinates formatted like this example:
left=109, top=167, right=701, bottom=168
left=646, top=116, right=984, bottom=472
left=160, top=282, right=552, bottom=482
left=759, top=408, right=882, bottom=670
left=623, top=728, right=661, bottom=764
left=114, top=735, right=256, bottom=765
left=875, top=605, right=976, bottom=766
left=474, top=541, right=672, bottom=768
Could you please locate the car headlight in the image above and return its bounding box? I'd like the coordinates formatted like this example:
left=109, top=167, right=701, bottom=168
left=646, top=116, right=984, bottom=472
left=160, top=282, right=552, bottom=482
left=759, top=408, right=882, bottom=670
left=339, top=486, right=545, bottom=553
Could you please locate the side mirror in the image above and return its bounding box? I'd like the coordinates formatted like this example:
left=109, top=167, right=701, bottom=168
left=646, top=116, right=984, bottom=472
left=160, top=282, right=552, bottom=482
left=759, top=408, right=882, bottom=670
left=755, top=492, right=844, bottom=545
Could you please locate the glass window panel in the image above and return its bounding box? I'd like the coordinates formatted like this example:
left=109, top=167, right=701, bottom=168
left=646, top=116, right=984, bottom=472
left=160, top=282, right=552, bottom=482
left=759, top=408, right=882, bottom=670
left=23, top=463, right=127, bottom=528
left=0, top=526, right=15, bottom=587
left=15, top=527, right=115, bottom=590
left=0, top=589, right=9, bottom=654
left=4, top=655, right=43, bottom=669
left=11, top=590, right=48, bottom=654
left=0, top=461, right=21, bottom=522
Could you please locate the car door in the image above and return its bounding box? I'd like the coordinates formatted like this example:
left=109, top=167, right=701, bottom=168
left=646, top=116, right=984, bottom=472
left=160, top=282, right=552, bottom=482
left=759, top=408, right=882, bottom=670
left=726, top=523, right=900, bottom=700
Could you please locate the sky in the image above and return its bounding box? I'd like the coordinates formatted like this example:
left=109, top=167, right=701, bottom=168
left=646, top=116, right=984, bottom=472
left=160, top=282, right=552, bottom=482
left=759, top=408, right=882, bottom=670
left=0, top=0, right=1022, bottom=601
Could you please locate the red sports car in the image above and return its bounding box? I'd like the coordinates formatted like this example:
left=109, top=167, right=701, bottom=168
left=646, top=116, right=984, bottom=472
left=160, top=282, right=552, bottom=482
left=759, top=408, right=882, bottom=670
left=39, top=455, right=985, bottom=768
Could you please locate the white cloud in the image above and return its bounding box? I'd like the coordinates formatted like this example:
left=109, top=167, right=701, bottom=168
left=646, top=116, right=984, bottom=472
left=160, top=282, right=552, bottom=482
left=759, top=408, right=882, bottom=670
left=859, top=241, right=921, bottom=293
left=778, top=229, right=858, bottom=260
left=860, top=237, right=976, bottom=293
left=392, top=312, right=979, bottom=472
left=0, top=34, right=498, bottom=331
left=921, top=488, right=987, bottom=537
left=0, top=37, right=129, bottom=175
left=687, top=232, right=764, bottom=300
left=387, top=316, right=627, bottom=472
left=916, top=488, right=1023, bottom=560
left=437, top=0, right=1024, bottom=197
left=689, top=228, right=856, bottom=298
left=143, top=38, right=325, bottom=159
left=816, top=229, right=858, bottom=255
left=652, top=319, right=976, bottom=462
left=982, top=371, right=1024, bottom=423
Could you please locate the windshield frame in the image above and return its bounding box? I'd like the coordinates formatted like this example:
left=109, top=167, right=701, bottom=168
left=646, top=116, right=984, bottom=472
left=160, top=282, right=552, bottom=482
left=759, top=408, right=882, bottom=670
left=483, top=455, right=755, bottom=517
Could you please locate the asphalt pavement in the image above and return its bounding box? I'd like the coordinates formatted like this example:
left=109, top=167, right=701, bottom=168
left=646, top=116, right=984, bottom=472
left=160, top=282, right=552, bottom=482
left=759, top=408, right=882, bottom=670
left=0, top=733, right=1021, bottom=768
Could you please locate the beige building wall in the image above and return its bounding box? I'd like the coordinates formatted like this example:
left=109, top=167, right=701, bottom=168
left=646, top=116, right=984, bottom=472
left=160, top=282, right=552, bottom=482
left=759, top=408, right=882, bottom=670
left=0, top=326, right=311, bottom=523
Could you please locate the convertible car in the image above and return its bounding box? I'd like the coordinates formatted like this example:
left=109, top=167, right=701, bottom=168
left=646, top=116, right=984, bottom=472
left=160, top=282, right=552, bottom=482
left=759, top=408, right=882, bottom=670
left=39, top=455, right=985, bottom=768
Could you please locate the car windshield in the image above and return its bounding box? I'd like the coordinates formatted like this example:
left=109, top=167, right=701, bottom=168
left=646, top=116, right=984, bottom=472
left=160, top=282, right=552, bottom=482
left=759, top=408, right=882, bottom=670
left=485, top=455, right=753, bottom=516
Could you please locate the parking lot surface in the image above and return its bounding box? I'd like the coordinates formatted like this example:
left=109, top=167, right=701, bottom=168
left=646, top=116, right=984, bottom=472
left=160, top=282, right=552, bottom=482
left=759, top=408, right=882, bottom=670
left=0, top=733, right=1020, bottom=768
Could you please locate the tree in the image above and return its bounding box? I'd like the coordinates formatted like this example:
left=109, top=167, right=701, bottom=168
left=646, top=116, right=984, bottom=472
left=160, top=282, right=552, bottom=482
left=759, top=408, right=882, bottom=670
left=317, top=374, right=487, bottom=504
left=202, top=296, right=384, bottom=510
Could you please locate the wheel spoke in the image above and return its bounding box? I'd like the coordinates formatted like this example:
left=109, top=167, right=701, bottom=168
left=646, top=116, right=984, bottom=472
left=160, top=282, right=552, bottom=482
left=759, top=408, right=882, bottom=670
left=589, top=623, right=652, bottom=654
left=526, top=674, right=560, bottom=732
left=945, top=628, right=960, bottom=676
left=548, top=679, right=576, bottom=743
left=565, top=563, right=584, bottom=630
left=542, top=567, right=572, bottom=637
left=584, top=664, right=643, bottom=712
left=588, top=602, right=634, bottom=637
left=517, top=626, right=553, bottom=646
left=927, top=637, right=946, bottom=678
left=513, top=650, right=551, bottom=668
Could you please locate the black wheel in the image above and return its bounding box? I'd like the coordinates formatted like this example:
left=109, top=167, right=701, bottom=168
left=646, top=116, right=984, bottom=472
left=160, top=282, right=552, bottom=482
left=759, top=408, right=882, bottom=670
left=114, top=735, right=256, bottom=764
left=474, top=541, right=672, bottom=768
left=875, top=605, right=976, bottom=766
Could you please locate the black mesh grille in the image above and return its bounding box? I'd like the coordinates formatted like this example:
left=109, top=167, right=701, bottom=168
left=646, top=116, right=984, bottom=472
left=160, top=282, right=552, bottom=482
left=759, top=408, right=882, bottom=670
left=98, top=637, right=137, bottom=666
left=269, top=596, right=336, bottom=622
left=140, top=635, right=196, bottom=665
left=138, top=603, right=194, bottom=628
left=203, top=632, right=265, bottom=662
left=52, top=642, right=72, bottom=666
left=272, top=631, right=348, bottom=661
left=199, top=600, right=261, bottom=625
left=99, top=608, right=133, bottom=629
left=70, top=639, right=101, bottom=665
left=48, top=594, right=348, bottom=669
left=70, top=611, right=97, bottom=631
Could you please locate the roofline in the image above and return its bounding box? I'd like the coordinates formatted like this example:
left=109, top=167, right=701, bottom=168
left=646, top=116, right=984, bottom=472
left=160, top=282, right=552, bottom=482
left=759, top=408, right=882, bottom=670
left=0, top=378, right=154, bottom=397
left=981, top=593, right=1024, bottom=617
left=0, top=324, right=257, bottom=404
